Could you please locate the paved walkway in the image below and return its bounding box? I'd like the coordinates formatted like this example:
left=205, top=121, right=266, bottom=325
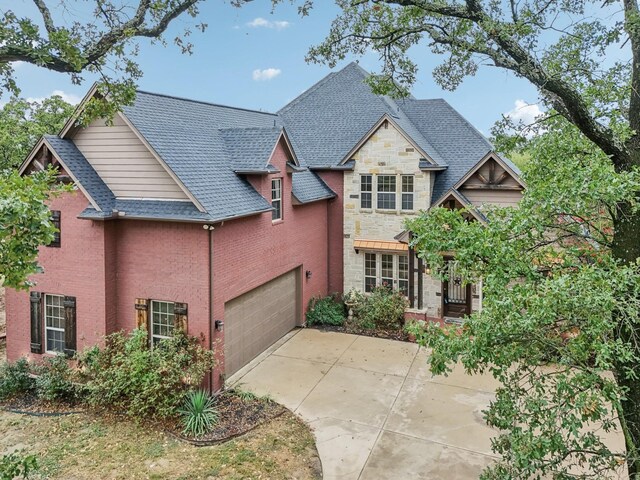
left=228, top=328, right=502, bottom=480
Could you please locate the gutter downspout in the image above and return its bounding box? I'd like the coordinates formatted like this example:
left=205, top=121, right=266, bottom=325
left=208, top=226, right=214, bottom=391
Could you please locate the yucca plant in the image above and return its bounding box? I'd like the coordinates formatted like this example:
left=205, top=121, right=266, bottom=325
left=179, top=389, right=218, bottom=438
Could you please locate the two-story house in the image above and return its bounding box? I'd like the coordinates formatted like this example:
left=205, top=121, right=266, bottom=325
left=5, top=62, right=524, bottom=387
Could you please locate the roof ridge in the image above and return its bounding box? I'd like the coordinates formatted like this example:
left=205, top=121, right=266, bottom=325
left=134, top=90, right=278, bottom=117
left=218, top=126, right=281, bottom=132
left=433, top=99, right=494, bottom=150
left=278, top=62, right=368, bottom=114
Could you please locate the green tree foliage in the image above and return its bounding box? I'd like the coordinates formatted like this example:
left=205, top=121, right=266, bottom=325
left=308, top=0, right=640, bottom=476
left=0, top=95, right=73, bottom=171
left=0, top=168, right=65, bottom=289
left=0, top=0, right=210, bottom=116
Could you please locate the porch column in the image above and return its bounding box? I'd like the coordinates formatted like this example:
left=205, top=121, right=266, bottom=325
left=408, top=246, right=415, bottom=308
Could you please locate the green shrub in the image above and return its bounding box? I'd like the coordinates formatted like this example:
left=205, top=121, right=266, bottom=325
left=34, top=355, right=78, bottom=402
left=78, top=329, right=216, bottom=420
left=0, top=358, right=34, bottom=399
left=357, top=285, right=408, bottom=330
left=0, top=452, right=38, bottom=480
left=179, top=389, right=218, bottom=438
left=306, top=294, right=345, bottom=326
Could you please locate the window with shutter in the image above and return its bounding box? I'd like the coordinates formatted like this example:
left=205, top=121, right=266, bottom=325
left=44, top=294, right=65, bottom=353
left=150, top=300, right=176, bottom=347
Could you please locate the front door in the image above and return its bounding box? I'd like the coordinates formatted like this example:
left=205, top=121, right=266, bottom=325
left=442, top=260, right=471, bottom=318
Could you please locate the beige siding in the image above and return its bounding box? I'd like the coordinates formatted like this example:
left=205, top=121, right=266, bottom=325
left=73, top=115, right=189, bottom=200
left=460, top=189, right=523, bottom=208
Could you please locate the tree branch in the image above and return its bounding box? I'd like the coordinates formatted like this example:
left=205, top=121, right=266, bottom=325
left=32, top=0, right=56, bottom=35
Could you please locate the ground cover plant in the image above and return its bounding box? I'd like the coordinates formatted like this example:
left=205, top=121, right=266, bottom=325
left=306, top=294, right=345, bottom=326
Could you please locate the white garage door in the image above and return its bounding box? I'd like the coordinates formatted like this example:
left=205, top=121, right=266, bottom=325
left=224, top=269, right=300, bottom=376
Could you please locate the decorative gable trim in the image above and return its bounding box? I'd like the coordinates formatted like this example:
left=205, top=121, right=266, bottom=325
left=432, top=189, right=488, bottom=225
left=338, top=113, right=439, bottom=167
left=454, top=151, right=525, bottom=191
left=19, top=137, right=102, bottom=211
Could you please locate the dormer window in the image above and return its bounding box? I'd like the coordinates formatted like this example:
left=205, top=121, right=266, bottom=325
left=271, top=178, right=282, bottom=221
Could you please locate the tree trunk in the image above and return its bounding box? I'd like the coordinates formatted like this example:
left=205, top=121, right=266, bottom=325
left=612, top=202, right=640, bottom=478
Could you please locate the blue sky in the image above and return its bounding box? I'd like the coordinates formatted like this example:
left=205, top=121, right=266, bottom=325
left=8, top=0, right=542, bottom=135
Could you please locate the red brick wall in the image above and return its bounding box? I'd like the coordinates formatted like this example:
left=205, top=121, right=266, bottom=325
left=112, top=220, right=210, bottom=340
left=5, top=191, right=110, bottom=361
left=213, top=140, right=331, bottom=380
left=5, top=139, right=339, bottom=392
left=317, top=171, right=344, bottom=295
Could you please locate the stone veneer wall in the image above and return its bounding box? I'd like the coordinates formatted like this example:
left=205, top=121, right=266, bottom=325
left=343, top=121, right=443, bottom=316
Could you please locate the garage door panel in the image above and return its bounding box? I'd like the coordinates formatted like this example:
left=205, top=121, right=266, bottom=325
left=224, top=269, right=299, bottom=376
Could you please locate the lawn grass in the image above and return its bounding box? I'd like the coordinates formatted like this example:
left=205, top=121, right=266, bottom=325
left=0, top=409, right=321, bottom=479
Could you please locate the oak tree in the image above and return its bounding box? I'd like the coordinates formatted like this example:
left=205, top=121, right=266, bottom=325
left=309, top=1, right=640, bottom=477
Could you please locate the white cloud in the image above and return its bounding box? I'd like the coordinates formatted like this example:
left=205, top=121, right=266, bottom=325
left=252, top=68, right=281, bottom=81
left=247, top=17, right=290, bottom=30
left=27, top=90, right=82, bottom=105
left=505, top=99, right=543, bottom=125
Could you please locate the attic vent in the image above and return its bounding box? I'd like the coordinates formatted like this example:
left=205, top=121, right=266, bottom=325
left=383, top=120, right=388, bottom=129
left=405, top=147, right=414, bottom=153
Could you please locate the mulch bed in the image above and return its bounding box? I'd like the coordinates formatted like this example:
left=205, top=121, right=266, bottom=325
left=0, top=393, right=85, bottom=416
left=310, top=324, right=410, bottom=342
left=2, top=389, right=288, bottom=447
left=165, top=390, right=287, bottom=446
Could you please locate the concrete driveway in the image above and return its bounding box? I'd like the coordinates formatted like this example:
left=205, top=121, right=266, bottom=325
left=228, top=328, right=501, bottom=480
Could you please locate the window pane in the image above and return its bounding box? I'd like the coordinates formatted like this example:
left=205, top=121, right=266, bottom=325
left=45, top=294, right=65, bottom=353
left=377, top=193, right=396, bottom=210
left=377, top=175, right=396, bottom=192
left=402, top=193, right=413, bottom=211
left=377, top=175, right=396, bottom=209
left=402, top=176, right=413, bottom=192
left=364, top=253, right=377, bottom=292
left=360, top=175, right=372, bottom=209
left=381, top=254, right=393, bottom=287
left=398, top=256, right=409, bottom=296
left=151, top=300, right=176, bottom=346
left=271, top=179, right=282, bottom=220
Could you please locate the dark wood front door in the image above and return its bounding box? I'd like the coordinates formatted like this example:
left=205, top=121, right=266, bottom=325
left=442, top=260, right=471, bottom=318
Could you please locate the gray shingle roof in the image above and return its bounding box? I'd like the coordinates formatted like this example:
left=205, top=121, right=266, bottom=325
left=292, top=170, right=336, bottom=204
left=278, top=63, right=444, bottom=168
left=79, top=199, right=211, bottom=221
left=220, top=127, right=284, bottom=171
left=44, top=135, right=115, bottom=212
left=395, top=98, right=493, bottom=200
left=278, top=62, right=495, bottom=201
left=122, top=92, right=280, bottom=222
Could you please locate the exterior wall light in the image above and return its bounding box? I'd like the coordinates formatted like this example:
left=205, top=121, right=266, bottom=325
left=215, top=320, right=224, bottom=332
left=305, top=270, right=312, bottom=280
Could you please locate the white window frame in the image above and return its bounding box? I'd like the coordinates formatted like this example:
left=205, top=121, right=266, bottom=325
left=376, top=175, right=397, bottom=210
left=362, top=253, right=410, bottom=296
left=44, top=294, right=65, bottom=354
left=271, top=178, right=282, bottom=221
left=150, top=300, right=176, bottom=347
left=360, top=174, right=373, bottom=209
left=364, top=253, right=377, bottom=293
left=401, top=175, right=414, bottom=211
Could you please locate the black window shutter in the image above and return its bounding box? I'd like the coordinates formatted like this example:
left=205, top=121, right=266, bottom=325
left=50, top=210, right=61, bottom=248
left=173, top=302, right=188, bottom=333
left=29, top=292, right=43, bottom=354
left=63, top=296, right=77, bottom=357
